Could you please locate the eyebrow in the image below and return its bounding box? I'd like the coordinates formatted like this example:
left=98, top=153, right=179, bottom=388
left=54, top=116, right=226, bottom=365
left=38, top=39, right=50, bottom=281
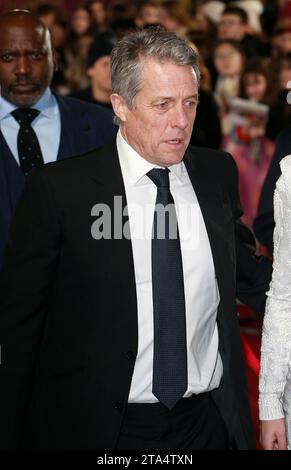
left=153, top=94, right=199, bottom=102
left=0, top=45, right=47, bottom=53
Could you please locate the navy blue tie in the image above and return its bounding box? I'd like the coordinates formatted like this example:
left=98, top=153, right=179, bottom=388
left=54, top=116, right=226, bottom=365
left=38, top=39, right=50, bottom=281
left=147, top=168, right=187, bottom=409
left=11, top=108, right=44, bottom=176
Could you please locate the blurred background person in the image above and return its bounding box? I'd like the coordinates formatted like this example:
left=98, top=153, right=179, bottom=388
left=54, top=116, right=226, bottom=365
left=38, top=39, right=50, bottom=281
left=86, top=0, right=108, bottom=32
left=222, top=57, right=276, bottom=227
left=265, top=53, right=291, bottom=141
left=71, top=30, right=116, bottom=110
left=36, top=3, right=58, bottom=29
left=189, top=49, right=222, bottom=149
left=231, top=1, right=264, bottom=35
left=270, top=23, right=291, bottom=58
left=213, top=39, right=245, bottom=124
left=135, top=0, right=160, bottom=28
left=158, top=0, right=193, bottom=40
left=65, top=7, right=94, bottom=93
left=50, top=20, right=71, bottom=95
left=239, top=57, right=276, bottom=105
left=218, top=5, right=266, bottom=58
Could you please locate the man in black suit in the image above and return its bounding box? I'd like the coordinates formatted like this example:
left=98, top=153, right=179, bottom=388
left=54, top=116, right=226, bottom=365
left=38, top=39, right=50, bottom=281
left=0, top=27, right=271, bottom=450
left=0, top=10, right=116, bottom=269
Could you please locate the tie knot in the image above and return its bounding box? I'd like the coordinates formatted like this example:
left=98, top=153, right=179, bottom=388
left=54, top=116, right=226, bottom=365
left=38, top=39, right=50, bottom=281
left=11, top=108, right=40, bottom=126
left=147, top=168, right=170, bottom=188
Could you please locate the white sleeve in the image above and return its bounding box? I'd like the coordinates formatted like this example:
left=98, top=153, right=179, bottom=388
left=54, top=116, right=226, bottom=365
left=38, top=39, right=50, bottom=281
left=259, top=155, right=291, bottom=420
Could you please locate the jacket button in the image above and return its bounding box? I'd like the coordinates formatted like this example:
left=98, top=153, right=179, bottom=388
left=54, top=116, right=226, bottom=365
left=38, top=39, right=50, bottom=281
left=114, top=402, right=123, bottom=412
left=126, top=350, right=136, bottom=360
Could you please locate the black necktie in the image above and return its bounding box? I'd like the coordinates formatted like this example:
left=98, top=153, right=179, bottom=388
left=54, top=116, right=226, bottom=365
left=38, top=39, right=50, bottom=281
left=11, top=108, right=44, bottom=176
left=147, top=168, right=187, bottom=409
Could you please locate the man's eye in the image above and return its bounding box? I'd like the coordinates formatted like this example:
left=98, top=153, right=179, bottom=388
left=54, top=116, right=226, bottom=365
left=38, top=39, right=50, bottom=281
left=185, top=100, right=197, bottom=108
left=0, top=54, right=13, bottom=62
left=157, top=102, right=168, bottom=109
left=30, top=52, right=44, bottom=59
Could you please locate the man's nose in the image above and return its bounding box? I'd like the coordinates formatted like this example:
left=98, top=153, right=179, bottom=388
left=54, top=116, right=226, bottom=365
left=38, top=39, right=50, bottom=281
left=14, top=56, right=31, bottom=75
left=172, top=106, right=188, bottom=129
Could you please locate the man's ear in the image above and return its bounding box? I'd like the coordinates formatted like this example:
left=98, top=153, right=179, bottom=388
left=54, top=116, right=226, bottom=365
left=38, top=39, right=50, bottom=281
left=87, top=66, right=94, bottom=78
left=110, top=93, right=128, bottom=122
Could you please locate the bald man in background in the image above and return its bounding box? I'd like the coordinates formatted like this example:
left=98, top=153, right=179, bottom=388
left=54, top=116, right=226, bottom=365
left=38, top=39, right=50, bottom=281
left=0, top=9, right=117, bottom=269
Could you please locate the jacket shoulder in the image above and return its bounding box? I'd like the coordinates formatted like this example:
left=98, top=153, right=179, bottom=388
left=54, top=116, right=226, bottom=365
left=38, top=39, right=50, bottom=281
left=32, top=139, right=115, bottom=183
left=56, top=94, right=114, bottom=120
left=186, top=145, right=237, bottom=175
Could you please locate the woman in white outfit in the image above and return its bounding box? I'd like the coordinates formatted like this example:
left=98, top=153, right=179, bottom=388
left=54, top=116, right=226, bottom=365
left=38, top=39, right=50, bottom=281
left=259, top=155, right=291, bottom=450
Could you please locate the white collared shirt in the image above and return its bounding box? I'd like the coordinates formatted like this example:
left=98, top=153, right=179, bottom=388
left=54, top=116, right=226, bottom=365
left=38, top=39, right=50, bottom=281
left=117, top=130, right=223, bottom=403
left=0, top=87, right=61, bottom=164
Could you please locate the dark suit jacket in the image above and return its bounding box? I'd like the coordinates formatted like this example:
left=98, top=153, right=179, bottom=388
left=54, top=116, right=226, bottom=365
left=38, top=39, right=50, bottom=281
left=0, top=140, right=271, bottom=449
left=253, top=126, right=291, bottom=253
left=0, top=93, right=117, bottom=268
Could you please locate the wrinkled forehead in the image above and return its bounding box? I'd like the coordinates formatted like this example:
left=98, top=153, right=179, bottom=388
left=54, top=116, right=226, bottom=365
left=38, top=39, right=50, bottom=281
left=137, top=58, right=199, bottom=98
left=141, top=57, right=198, bottom=80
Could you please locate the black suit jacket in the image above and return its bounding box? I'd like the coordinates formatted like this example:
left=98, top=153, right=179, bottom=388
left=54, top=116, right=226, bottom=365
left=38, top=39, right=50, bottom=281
left=0, top=140, right=271, bottom=449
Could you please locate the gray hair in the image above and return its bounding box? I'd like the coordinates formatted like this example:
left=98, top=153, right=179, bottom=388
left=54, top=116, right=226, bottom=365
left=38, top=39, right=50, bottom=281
left=110, top=26, right=200, bottom=109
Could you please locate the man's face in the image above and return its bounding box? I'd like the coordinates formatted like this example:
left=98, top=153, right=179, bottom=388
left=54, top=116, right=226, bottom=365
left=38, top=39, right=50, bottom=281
left=0, top=19, right=55, bottom=107
left=88, top=55, right=111, bottom=93
left=113, top=59, right=198, bottom=167
left=218, top=14, right=246, bottom=40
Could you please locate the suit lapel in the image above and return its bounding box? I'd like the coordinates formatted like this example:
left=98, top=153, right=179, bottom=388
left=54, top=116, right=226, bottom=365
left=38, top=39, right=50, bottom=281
left=184, top=149, right=235, bottom=314
left=89, top=139, right=126, bottom=192
left=0, top=130, right=25, bottom=211
left=89, top=139, right=139, bottom=344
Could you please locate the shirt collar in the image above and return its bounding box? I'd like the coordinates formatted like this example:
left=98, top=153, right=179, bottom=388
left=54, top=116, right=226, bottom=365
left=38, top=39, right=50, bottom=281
left=0, top=87, right=56, bottom=121
left=117, top=130, right=184, bottom=186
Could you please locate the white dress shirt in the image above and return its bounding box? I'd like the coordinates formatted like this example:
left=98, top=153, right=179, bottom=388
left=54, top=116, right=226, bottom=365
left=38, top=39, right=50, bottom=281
left=117, top=130, right=223, bottom=403
left=0, top=87, right=61, bottom=164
